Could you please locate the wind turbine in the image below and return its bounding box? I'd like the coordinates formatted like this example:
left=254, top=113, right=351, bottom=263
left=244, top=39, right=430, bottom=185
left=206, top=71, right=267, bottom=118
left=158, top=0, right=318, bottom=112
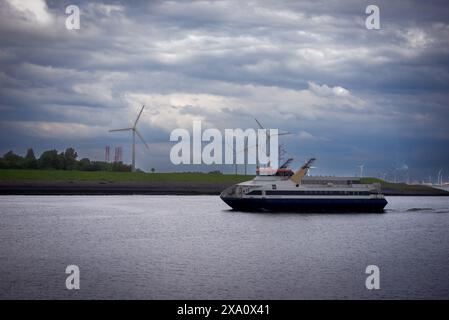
left=307, top=166, right=317, bottom=176
left=109, top=105, right=149, bottom=172
left=254, top=118, right=291, bottom=172
left=438, top=169, right=443, bottom=185
left=357, top=164, right=364, bottom=178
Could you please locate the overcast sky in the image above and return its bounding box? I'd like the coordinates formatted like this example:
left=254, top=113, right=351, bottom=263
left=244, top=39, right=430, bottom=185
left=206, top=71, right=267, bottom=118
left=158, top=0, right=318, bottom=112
left=0, top=0, right=448, bottom=180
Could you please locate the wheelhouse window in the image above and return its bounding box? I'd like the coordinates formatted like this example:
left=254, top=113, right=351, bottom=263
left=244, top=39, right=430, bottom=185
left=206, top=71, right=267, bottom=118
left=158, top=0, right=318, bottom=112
left=247, top=190, right=262, bottom=196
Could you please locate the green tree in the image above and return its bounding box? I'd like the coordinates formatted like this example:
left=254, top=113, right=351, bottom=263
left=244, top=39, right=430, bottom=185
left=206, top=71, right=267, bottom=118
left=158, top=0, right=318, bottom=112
left=64, top=147, right=78, bottom=170
left=23, top=148, right=38, bottom=169
left=77, top=158, right=91, bottom=171
left=2, top=150, right=23, bottom=168
left=151, top=168, right=155, bottom=173
left=38, top=150, right=60, bottom=169
left=111, top=161, right=132, bottom=172
left=58, top=152, right=66, bottom=169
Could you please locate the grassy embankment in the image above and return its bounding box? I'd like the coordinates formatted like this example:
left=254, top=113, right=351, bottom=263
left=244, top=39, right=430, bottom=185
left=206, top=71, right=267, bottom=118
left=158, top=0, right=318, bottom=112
left=0, top=169, right=250, bottom=184
left=361, top=177, right=448, bottom=195
left=0, top=170, right=447, bottom=195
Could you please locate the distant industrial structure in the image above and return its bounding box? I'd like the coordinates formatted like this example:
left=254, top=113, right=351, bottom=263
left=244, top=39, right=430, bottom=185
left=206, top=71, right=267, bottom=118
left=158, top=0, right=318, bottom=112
left=105, top=145, right=124, bottom=163
left=114, top=146, right=123, bottom=162
left=105, top=145, right=110, bottom=162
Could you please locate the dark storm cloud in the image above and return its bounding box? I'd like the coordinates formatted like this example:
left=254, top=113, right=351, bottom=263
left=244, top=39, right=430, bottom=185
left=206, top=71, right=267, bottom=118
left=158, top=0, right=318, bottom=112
left=0, top=0, right=448, bottom=178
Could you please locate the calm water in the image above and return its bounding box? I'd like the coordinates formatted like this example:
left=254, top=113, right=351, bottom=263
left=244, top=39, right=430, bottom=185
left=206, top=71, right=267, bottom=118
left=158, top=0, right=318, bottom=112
left=1, top=195, right=449, bottom=299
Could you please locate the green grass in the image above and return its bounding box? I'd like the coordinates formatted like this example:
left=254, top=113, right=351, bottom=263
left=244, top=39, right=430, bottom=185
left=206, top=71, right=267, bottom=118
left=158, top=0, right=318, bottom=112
left=361, top=177, right=399, bottom=187
left=361, top=177, right=445, bottom=193
left=361, top=177, right=414, bottom=189
left=0, top=171, right=445, bottom=194
left=0, top=169, right=251, bottom=183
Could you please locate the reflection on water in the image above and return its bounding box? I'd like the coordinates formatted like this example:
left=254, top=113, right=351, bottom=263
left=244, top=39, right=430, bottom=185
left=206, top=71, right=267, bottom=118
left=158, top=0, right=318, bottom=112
left=0, top=195, right=449, bottom=299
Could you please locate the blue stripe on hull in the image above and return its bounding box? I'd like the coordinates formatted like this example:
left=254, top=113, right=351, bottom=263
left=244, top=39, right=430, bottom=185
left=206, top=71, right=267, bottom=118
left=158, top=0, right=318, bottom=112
left=221, top=197, right=388, bottom=213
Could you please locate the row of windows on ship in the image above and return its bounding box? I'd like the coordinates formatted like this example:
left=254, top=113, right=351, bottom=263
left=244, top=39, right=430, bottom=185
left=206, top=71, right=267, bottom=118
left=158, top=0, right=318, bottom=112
left=246, top=190, right=374, bottom=196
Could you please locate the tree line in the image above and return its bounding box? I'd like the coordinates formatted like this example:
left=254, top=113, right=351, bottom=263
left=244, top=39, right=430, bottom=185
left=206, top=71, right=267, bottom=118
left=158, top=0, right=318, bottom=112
left=0, top=148, right=132, bottom=172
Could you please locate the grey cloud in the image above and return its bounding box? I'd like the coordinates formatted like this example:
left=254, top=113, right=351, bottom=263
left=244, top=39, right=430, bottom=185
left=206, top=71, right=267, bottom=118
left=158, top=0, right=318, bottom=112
left=0, top=0, right=448, bottom=176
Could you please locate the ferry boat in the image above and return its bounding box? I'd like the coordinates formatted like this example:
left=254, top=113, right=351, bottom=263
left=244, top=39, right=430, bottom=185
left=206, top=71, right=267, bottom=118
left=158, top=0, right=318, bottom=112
left=220, top=158, right=388, bottom=213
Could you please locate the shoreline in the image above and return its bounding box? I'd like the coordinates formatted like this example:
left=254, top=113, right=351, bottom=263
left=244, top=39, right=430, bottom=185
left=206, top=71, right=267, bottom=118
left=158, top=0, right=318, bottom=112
left=1, top=180, right=448, bottom=196
left=0, top=181, right=229, bottom=195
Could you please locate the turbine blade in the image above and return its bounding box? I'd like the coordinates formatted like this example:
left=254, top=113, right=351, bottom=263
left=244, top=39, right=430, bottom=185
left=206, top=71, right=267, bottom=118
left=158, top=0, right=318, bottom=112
left=135, top=129, right=149, bottom=149
left=134, top=105, right=145, bottom=127
left=109, top=128, right=133, bottom=132
left=254, top=118, right=264, bottom=129
left=270, top=131, right=291, bottom=137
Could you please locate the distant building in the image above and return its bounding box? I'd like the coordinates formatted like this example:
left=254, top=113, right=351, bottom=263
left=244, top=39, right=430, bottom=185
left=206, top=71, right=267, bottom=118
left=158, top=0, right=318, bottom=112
left=114, top=146, right=123, bottom=162
left=105, top=145, right=110, bottom=162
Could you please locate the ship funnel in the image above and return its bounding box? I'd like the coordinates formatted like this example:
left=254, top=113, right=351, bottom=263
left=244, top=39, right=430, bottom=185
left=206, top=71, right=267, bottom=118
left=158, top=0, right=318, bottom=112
left=290, top=158, right=316, bottom=185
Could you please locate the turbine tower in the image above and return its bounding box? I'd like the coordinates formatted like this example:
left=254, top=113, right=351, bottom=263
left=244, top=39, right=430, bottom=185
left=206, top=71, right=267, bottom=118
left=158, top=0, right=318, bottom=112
left=307, top=166, right=317, bottom=176
left=357, top=164, right=364, bottom=178
left=233, top=138, right=258, bottom=175
left=438, top=169, right=443, bottom=186
left=109, top=105, right=149, bottom=172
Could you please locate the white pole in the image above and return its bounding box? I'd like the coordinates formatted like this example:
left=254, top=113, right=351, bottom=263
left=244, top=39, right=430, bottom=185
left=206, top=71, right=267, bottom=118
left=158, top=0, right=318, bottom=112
left=132, top=130, right=136, bottom=172
left=267, top=130, right=270, bottom=168
left=234, top=145, right=237, bottom=175
left=256, top=141, right=259, bottom=175
left=244, top=136, right=247, bottom=175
